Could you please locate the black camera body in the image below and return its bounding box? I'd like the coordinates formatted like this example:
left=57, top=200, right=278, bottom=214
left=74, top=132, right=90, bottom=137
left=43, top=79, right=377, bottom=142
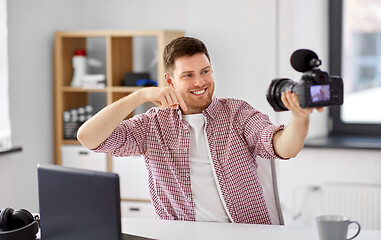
left=266, top=49, right=344, bottom=112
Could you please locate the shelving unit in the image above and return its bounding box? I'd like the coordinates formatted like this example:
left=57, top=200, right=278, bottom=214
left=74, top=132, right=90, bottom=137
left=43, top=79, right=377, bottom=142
left=53, top=30, right=184, bottom=208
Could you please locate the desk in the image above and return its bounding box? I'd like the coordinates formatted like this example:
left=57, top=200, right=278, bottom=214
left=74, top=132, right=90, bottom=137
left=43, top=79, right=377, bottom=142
left=122, top=218, right=381, bottom=240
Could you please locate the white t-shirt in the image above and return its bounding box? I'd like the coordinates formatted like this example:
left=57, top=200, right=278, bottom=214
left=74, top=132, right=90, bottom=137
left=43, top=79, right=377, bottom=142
left=183, top=114, right=230, bottom=222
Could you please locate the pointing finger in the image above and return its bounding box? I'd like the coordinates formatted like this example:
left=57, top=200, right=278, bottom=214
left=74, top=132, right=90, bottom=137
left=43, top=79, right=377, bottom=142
left=170, top=86, right=187, bottom=111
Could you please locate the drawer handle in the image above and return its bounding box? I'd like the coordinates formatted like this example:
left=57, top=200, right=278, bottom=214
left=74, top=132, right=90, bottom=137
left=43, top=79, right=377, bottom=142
left=129, top=207, right=140, bottom=212
left=78, top=151, right=88, bottom=155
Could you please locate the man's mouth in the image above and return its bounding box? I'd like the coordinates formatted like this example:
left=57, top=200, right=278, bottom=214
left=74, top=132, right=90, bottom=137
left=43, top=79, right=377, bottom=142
left=190, top=88, right=207, bottom=95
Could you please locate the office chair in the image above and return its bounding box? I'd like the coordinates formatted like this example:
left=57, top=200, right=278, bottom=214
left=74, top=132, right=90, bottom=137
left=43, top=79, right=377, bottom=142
left=257, top=157, right=285, bottom=225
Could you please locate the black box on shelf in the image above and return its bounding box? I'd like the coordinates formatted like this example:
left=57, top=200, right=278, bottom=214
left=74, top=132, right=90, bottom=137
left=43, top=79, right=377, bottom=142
left=123, top=72, right=151, bottom=86
left=63, top=105, right=93, bottom=140
left=63, top=122, right=82, bottom=140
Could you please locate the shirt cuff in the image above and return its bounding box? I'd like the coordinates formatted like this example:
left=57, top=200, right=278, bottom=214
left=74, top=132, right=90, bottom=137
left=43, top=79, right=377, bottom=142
left=264, top=124, right=289, bottom=160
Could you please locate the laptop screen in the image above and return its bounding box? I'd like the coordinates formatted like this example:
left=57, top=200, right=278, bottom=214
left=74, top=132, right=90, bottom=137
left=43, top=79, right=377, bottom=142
left=37, top=164, right=122, bottom=240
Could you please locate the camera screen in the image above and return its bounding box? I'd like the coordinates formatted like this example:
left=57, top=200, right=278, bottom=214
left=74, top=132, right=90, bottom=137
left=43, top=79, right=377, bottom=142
left=310, top=84, right=330, bottom=103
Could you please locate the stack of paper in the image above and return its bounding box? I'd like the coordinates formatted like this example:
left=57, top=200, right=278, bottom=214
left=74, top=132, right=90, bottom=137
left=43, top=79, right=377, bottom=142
left=82, top=74, right=106, bottom=88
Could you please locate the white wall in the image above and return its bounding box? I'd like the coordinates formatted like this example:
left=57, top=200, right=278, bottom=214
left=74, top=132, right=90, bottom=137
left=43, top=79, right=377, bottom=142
left=81, top=0, right=278, bottom=116
left=2, top=0, right=278, bottom=213
left=277, top=0, right=329, bottom=138
left=278, top=148, right=381, bottom=226
left=0, top=0, right=83, bottom=212
left=0, top=0, right=12, bottom=148
left=276, top=0, right=381, bottom=228
left=2, top=0, right=380, bottom=226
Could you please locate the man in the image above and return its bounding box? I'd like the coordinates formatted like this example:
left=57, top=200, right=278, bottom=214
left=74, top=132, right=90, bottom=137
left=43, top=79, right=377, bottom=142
left=77, top=37, right=323, bottom=224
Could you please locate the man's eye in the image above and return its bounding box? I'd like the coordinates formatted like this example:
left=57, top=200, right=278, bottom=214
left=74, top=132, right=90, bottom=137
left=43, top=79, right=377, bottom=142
left=184, top=74, right=192, bottom=78
left=203, top=70, right=210, bottom=74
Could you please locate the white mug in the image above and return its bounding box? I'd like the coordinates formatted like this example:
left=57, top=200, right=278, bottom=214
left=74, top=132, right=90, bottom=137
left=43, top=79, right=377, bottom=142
left=316, top=215, right=361, bottom=240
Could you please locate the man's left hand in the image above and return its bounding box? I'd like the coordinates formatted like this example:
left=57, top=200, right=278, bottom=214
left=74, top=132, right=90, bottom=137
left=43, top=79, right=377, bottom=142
left=281, top=91, right=323, bottom=120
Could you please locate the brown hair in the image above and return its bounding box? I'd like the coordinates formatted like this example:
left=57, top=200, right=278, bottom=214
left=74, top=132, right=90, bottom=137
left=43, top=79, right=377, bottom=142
left=163, top=37, right=211, bottom=74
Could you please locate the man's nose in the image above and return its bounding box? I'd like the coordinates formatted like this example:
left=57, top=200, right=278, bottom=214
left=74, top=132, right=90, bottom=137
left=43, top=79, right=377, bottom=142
left=194, top=75, right=205, bottom=86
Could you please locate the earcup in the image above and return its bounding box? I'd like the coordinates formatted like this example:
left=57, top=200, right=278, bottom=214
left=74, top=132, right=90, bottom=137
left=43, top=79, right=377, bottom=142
left=11, top=209, right=34, bottom=230
left=0, top=208, right=38, bottom=240
left=0, top=208, right=14, bottom=232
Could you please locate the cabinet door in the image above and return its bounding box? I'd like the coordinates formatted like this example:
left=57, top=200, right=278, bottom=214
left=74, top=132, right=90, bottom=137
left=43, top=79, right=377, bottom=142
left=112, top=155, right=150, bottom=200
left=121, top=201, right=156, bottom=219
left=61, top=145, right=107, bottom=171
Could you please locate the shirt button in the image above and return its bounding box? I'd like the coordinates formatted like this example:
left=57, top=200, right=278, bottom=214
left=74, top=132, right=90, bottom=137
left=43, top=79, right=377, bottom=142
left=186, top=173, right=190, bottom=177
left=184, top=148, right=187, bottom=152
left=188, top=197, right=192, bottom=201
left=184, top=125, right=188, bottom=129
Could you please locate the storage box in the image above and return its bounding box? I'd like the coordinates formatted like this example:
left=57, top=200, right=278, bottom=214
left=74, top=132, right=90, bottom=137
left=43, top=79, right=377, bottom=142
left=63, top=121, right=81, bottom=140
left=112, top=155, right=150, bottom=199
left=123, top=72, right=150, bottom=86
left=61, top=145, right=107, bottom=172
left=121, top=201, right=156, bottom=219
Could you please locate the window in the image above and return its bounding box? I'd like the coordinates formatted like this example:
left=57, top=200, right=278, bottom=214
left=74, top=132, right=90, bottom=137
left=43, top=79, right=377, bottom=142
left=329, top=0, right=381, bottom=136
left=0, top=0, right=12, bottom=148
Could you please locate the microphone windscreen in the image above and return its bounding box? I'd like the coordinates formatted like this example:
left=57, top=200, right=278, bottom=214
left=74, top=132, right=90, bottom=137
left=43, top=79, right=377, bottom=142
left=290, top=49, right=318, bottom=72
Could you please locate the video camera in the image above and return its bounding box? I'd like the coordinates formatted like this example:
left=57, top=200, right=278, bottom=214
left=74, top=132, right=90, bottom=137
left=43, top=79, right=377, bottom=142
left=266, top=49, right=343, bottom=112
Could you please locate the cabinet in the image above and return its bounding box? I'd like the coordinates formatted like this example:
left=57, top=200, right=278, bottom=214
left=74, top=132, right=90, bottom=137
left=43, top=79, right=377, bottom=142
left=61, top=145, right=107, bottom=172
left=53, top=30, right=184, bottom=215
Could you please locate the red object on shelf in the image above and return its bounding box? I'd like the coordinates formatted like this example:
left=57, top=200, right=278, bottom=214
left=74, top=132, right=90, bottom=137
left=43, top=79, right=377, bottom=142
left=74, top=49, right=86, bottom=56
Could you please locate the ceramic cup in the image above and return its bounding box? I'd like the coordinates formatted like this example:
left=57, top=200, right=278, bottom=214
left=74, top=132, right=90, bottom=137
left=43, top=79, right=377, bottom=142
left=316, top=215, right=361, bottom=240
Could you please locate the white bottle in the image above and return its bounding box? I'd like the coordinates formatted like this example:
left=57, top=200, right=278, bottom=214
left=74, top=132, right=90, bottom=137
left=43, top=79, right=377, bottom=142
left=71, top=49, right=87, bottom=87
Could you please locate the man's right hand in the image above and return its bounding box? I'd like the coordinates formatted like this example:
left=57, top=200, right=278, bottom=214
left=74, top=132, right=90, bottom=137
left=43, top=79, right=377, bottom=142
left=77, top=86, right=187, bottom=150
left=142, top=86, right=188, bottom=112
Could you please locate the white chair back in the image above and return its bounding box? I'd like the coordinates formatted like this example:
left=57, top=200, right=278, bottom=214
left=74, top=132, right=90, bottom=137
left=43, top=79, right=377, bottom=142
left=257, top=157, right=284, bottom=225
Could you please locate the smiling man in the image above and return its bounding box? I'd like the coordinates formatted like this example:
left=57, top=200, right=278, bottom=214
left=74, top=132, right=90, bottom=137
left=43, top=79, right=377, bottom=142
left=77, top=37, right=322, bottom=224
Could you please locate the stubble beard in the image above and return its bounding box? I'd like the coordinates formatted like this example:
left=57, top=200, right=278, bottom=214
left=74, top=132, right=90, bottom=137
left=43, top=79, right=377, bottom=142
left=182, top=82, right=215, bottom=114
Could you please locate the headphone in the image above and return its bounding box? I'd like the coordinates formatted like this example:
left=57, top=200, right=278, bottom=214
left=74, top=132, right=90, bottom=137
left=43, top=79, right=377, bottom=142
left=0, top=208, right=39, bottom=240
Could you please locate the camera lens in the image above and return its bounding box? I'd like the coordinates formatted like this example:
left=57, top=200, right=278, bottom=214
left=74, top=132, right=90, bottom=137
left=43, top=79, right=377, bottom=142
left=266, top=78, right=295, bottom=112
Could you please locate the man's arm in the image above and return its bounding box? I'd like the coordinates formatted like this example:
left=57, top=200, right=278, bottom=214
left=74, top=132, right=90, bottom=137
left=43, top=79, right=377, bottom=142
left=273, top=91, right=323, bottom=158
left=77, top=86, right=187, bottom=150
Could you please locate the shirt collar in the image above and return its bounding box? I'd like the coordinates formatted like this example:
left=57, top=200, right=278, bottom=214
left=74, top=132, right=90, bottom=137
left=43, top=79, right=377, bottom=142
left=203, top=97, right=219, bottom=120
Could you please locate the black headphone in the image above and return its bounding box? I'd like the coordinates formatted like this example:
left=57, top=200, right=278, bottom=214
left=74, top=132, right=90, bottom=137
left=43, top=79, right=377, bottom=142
left=0, top=208, right=39, bottom=240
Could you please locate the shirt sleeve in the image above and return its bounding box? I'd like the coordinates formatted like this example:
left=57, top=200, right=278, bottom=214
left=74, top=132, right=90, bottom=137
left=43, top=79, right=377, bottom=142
left=92, top=112, right=151, bottom=157
left=241, top=103, right=287, bottom=160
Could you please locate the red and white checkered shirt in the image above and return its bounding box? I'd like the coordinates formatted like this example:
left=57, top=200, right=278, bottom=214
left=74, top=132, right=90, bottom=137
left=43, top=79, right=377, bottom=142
left=94, top=98, right=285, bottom=224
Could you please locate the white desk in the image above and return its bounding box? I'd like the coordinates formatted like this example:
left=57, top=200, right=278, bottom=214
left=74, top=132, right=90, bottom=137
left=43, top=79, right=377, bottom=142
left=122, top=218, right=381, bottom=240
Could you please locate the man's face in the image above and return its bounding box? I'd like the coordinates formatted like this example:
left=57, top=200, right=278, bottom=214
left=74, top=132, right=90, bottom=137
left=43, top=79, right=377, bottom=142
left=168, top=53, right=215, bottom=115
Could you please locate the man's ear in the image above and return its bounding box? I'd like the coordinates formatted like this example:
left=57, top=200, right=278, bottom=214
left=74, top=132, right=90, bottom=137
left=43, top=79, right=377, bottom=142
left=165, top=73, right=174, bottom=87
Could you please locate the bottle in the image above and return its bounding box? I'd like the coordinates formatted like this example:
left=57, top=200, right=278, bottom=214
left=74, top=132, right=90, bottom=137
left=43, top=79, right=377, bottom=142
left=70, top=49, right=87, bottom=87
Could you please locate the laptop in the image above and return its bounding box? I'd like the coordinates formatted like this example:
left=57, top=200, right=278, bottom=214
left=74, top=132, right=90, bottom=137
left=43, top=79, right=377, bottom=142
left=37, top=164, right=154, bottom=240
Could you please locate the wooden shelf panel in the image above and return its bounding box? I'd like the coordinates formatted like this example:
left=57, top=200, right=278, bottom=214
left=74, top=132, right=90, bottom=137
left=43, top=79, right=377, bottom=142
left=61, top=86, right=145, bottom=93
left=109, top=36, right=133, bottom=87
left=62, top=86, right=107, bottom=92
left=62, top=140, right=81, bottom=145
left=54, top=30, right=184, bottom=166
left=62, top=92, right=88, bottom=111
left=111, top=86, right=145, bottom=92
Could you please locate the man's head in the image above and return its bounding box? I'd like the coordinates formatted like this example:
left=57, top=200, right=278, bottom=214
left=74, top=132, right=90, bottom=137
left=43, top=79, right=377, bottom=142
left=163, top=37, right=214, bottom=115
left=164, top=37, right=211, bottom=75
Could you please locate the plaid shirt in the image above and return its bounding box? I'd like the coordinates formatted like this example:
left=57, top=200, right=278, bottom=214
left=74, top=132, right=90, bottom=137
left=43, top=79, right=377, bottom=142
left=94, top=98, right=285, bottom=224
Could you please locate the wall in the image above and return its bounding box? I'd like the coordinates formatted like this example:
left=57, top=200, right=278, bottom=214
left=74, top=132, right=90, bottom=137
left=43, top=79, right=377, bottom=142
left=0, top=0, right=83, bottom=211
left=2, top=0, right=278, bottom=213
left=276, top=0, right=381, bottom=228
left=278, top=148, right=381, bottom=226
left=2, top=0, right=381, bottom=226
left=0, top=0, right=12, bottom=148
left=276, top=0, right=329, bottom=138
left=81, top=0, right=278, bottom=116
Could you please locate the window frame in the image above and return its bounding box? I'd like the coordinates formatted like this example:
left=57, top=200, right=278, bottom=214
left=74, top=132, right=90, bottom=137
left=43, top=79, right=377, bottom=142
left=329, top=0, right=381, bottom=137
